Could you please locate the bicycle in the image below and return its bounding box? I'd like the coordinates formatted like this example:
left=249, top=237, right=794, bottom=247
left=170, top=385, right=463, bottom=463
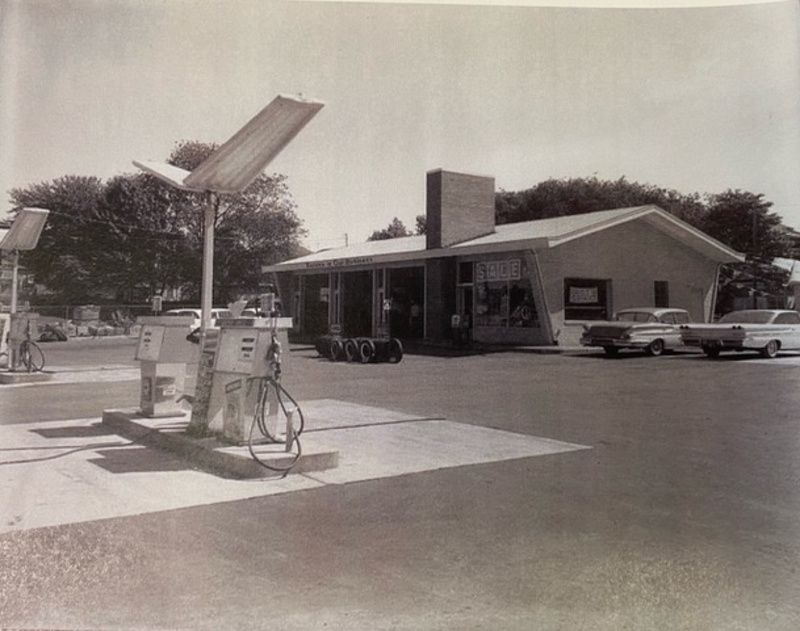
left=8, top=321, right=45, bottom=373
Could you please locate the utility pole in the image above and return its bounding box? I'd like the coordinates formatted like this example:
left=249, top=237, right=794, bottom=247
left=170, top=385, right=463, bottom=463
left=752, top=212, right=758, bottom=309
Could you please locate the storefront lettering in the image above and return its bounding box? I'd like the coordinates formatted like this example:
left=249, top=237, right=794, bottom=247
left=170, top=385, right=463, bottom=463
left=305, top=256, right=374, bottom=270
left=476, top=259, right=522, bottom=282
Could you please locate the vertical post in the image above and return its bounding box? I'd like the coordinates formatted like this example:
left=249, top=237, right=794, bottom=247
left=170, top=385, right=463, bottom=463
left=201, top=192, right=216, bottom=332
left=188, top=192, right=217, bottom=437
left=752, top=213, right=758, bottom=309
left=10, top=250, right=19, bottom=314
left=8, top=250, right=20, bottom=371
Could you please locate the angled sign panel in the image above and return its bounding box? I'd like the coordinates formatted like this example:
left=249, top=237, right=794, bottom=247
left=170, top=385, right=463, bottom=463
left=132, top=160, right=201, bottom=191
left=182, top=94, right=324, bottom=193
left=0, top=207, right=50, bottom=251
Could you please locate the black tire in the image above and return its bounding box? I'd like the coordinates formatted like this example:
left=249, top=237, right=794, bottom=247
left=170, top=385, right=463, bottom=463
left=387, top=338, right=404, bottom=363
left=20, top=340, right=45, bottom=372
left=344, top=338, right=359, bottom=362
left=603, top=346, right=619, bottom=357
left=358, top=339, right=375, bottom=364
left=315, top=336, right=330, bottom=357
left=760, top=340, right=779, bottom=359
left=702, top=345, right=721, bottom=359
left=329, top=339, right=344, bottom=362
left=646, top=339, right=664, bottom=357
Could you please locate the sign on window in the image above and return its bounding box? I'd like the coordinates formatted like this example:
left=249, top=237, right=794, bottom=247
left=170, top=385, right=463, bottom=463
left=476, top=259, right=522, bottom=283
left=569, top=286, right=599, bottom=304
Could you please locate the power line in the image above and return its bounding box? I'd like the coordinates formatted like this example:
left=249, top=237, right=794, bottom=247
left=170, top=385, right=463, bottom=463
left=40, top=208, right=197, bottom=240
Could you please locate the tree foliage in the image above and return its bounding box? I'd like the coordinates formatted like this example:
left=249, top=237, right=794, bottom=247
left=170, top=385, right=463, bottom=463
left=8, top=141, right=305, bottom=305
left=495, top=176, right=707, bottom=226
left=9, top=175, right=105, bottom=303
left=702, top=190, right=787, bottom=260
left=703, top=190, right=790, bottom=314
left=368, top=217, right=412, bottom=241
left=367, top=215, right=426, bottom=240
left=414, top=214, right=427, bottom=235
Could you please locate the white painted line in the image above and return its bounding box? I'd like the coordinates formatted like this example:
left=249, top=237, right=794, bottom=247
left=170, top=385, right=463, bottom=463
left=0, top=368, right=141, bottom=388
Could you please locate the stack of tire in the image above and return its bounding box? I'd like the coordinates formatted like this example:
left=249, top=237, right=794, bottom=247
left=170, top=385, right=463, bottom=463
left=316, top=335, right=403, bottom=364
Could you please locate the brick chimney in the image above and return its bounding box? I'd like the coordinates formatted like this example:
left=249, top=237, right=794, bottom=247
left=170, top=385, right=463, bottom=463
left=425, top=169, right=496, bottom=249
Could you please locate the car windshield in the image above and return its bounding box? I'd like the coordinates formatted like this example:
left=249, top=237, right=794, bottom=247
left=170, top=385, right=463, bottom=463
left=718, top=311, right=774, bottom=324
left=615, top=312, right=656, bottom=323
left=214, top=310, right=232, bottom=318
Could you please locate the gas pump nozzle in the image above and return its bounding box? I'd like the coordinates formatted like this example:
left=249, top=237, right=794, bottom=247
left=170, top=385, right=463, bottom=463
left=266, top=334, right=282, bottom=380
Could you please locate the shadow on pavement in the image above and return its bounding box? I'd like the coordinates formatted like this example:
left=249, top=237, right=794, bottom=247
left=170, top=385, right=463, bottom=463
left=31, top=424, right=116, bottom=439
left=89, top=446, right=193, bottom=474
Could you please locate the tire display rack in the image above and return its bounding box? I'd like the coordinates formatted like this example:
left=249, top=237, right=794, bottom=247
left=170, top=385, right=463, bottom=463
left=315, top=335, right=404, bottom=364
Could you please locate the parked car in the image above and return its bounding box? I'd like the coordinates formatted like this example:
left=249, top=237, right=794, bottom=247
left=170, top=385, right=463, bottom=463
left=163, top=308, right=232, bottom=330
left=679, top=309, right=800, bottom=358
left=580, top=307, right=691, bottom=357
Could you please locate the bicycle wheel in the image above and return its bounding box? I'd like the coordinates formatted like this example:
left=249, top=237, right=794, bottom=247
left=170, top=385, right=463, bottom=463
left=20, top=340, right=45, bottom=372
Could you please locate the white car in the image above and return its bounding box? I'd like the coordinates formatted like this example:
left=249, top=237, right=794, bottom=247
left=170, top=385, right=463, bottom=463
left=163, top=308, right=232, bottom=330
left=580, top=307, right=691, bottom=357
left=679, top=309, right=800, bottom=358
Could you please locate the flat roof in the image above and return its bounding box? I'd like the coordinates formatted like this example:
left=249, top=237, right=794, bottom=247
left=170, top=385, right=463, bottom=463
left=264, top=205, right=744, bottom=272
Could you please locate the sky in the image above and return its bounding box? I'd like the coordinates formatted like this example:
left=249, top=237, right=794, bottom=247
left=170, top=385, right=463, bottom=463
left=1, top=0, right=799, bottom=250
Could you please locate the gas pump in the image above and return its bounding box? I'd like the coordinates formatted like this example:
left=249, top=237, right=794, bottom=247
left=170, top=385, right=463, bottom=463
left=205, top=293, right=303, bottom=473
left=134, top=315, right=197, bottom=417
left=0, top=313, right=9, bottom=367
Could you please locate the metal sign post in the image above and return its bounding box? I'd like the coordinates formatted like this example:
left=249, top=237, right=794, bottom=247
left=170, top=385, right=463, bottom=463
left=1, top=209, right=50, bottom=314
left=134, top=94, right=324, bottom=435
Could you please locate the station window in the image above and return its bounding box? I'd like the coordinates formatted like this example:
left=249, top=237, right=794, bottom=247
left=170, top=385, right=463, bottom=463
left=458, top=261, right=473, bottom=285
left=564, top=278, right=610, bottom=321
left=654, top=281, right=669, bottom=308
left=474, top=258, right=538, bottom=328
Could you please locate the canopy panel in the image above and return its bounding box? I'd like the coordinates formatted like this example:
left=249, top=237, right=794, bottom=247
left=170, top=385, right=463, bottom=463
left=0, top=208, right=49, bottom=251
left=183, top=94, right=324, bottom=193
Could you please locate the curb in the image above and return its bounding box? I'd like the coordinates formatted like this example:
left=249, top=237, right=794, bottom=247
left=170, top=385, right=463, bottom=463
left=0, top=371, right=54, bottom=384
left=102, top=408, right=339, bottom=479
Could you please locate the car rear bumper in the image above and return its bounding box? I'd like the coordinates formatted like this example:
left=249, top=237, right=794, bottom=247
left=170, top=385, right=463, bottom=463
left=580, top=336, right=648, bottom=349
left=683, top=338, right=751, bottom=350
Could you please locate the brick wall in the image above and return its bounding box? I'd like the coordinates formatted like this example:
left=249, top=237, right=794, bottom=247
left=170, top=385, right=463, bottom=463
left=426, top=170, right=495, bottom=249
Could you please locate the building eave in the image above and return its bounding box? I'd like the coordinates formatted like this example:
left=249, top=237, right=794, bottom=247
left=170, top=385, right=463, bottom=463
left=263, top=204, right=745, bottom=273
left=548, top=205, right=745, bottom=264
left=262, top=237, right=549, bottom=273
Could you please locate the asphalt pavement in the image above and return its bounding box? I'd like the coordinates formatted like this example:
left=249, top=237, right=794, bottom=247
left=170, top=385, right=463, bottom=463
left=1, top=339, right=799, bottom=630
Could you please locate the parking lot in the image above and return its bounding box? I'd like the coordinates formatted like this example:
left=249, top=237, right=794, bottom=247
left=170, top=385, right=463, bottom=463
left=1, top=340, right=799, bottom=629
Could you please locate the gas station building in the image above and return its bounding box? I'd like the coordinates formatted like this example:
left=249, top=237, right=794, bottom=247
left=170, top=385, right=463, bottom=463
left=264, top=170, right=743, bottom=347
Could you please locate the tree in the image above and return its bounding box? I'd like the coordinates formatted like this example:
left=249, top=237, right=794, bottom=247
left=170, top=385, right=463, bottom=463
left=166, top=141, right=306, bottom=302
left=8, top=141, right=306, bottom=305
left=702, top=190, right=788, bottom=259
left=93, top=173, right=195, bottom=302
left=495, top=176, right=707, bottom=227
left=414, top=214, right=427, bottom=235
left=9, top=175, right=105, bottom=303
left=702, top=190, right=790, bottom=314
left=368, top=217, right=411, bottom=241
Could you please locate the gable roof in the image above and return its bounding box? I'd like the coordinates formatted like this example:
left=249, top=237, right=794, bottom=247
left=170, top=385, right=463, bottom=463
left=264, top=205, right=744, bottom=272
